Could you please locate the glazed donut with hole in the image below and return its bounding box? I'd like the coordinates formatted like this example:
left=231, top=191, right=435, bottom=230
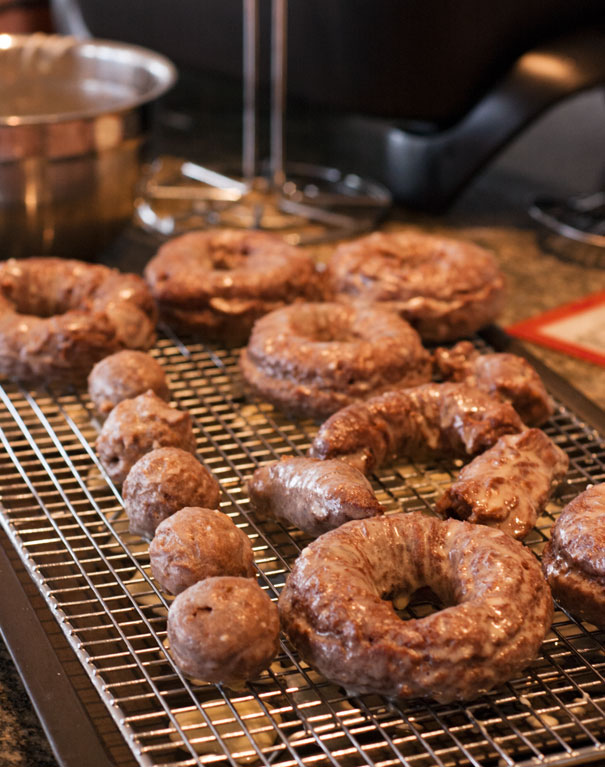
left=0, top=257, right=156, bottom=384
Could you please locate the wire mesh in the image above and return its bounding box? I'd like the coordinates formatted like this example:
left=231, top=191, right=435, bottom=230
left=0, top=329, right=604, bottom=767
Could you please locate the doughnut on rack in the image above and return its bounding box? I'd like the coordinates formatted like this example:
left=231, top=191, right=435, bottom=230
left=0, top=326, right=604, bottom=767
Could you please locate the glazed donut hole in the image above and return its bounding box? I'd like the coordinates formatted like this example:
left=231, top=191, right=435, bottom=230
left=95, top=392, right=197, bottom=486
left=149, top=506, right=255, bottom=595
left=88, top=350, right=170, bottom=416
left=123, top=447, right=220, bottom=540
left=167, top=576, right=280, bottom=687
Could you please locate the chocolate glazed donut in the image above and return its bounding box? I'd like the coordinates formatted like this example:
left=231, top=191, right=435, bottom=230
left=240, top=302, right=432, bottom=420
left=310, top=382, right=525, bottom=475
left=0, top=257, right=157, bottom=384
left=247, top=456, right=384, bottom=536
left=279, top=513, right=553, bottom=703
left=433, top=341, right=554, bottom=426
left=542, top=483, right=605, bottom=629
left=327, top=230, right=505, bottom=342
left=436, top=428, right=569, bottom=539
left=144, top=229, right=320, bottom=345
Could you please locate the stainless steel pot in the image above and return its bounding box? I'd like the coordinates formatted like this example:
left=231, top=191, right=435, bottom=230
left=0, top=33, right=176, bottom=259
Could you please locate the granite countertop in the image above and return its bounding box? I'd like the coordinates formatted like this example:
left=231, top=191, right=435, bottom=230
left=0, top=91, right=604, bottom=767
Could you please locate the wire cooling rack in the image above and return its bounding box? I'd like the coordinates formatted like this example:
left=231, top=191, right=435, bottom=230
left=0, top=328, right=604, bottom=767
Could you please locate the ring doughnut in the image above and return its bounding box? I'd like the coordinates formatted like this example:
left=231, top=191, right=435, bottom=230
left=279, top=512, right=553, bottom=702
left=240, top=302, right=432, bottom=420
left=327, top=230, right=505, bottom=342
left=144, top=229, right=320, bottom=345
left=542, top=483, right=605, bottom=628
left=0, top=257, right=157, bottom=384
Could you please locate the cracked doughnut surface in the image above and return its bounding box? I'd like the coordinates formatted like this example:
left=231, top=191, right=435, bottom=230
left=0, top=257, right=156, bottom=384
left=279, top=512, right=553, bottom=702
left=145, top=229, right=320, bottom=345
left=240, top=301, right=432, bottom=420
left=542, top=483, right=605, bottom=628
left=327, top=231, right=505, bottom=342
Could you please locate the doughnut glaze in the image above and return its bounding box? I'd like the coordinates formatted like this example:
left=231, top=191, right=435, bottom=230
left=279, top=513, right=553, bottom=702
left=241, top=302, right=431, bottom=420
left=0, top=257, right=156, bottom=384
left=327, top=231, right=504, bottom=342
left=542, top=483, right=605, bottom=628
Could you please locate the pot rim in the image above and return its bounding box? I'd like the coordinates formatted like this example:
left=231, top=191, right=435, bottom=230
left=0, top=33, right=178, bottom=127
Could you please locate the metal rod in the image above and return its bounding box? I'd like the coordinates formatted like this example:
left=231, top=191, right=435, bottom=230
left=270, top=0, right=287, bottom=189
left=242, top=0, right=258, bottom=185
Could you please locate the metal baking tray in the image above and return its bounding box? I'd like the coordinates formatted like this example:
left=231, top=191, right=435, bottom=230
left=0, top=325, right=604, bottom=767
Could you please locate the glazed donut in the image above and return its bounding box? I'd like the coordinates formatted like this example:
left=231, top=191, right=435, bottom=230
left=248, top=456, right=383, bottom=536
left=436, top=428, right=569, bottom=539
left=279, top=512, right=553, bottom=702
left=542, top=483, right=605, bottom=629
left=123, top=447, right=220, bottom=539
left=88, top=350, right=170, bottom=416
left=149, top=506, right=255, bottom=595
left=240, top=302, right=432, bottom=420
left=327, top=231, right=505, bottom=342
left=96, top=392, right=197, bottom=485
left=0, top=257, right=156, bottom=384
left=433, top=341, right=554, bottom=425
left=168, top=576, right=280, bottom=686
left=144, top=229, right=320, bottom=345
left=310, top=382, right=524, bottom=475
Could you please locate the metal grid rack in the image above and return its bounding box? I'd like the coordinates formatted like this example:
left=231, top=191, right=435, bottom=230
left=0, top=329, right=604, bottom=767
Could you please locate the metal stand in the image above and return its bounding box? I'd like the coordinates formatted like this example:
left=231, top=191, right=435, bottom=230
left=135, top=0, right=391, bottom=244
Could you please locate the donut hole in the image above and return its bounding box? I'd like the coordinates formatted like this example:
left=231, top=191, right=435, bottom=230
left=390, top=585, right=446, bottom=619
left=211, top=249, right=249, bottom=271
left=8, top=292, right=75, bottom=319
left=289, top=309, right=360, bottom=344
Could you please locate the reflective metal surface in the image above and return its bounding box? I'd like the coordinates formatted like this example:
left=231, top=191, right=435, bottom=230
left=0, top=34, right=176, bottom=259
